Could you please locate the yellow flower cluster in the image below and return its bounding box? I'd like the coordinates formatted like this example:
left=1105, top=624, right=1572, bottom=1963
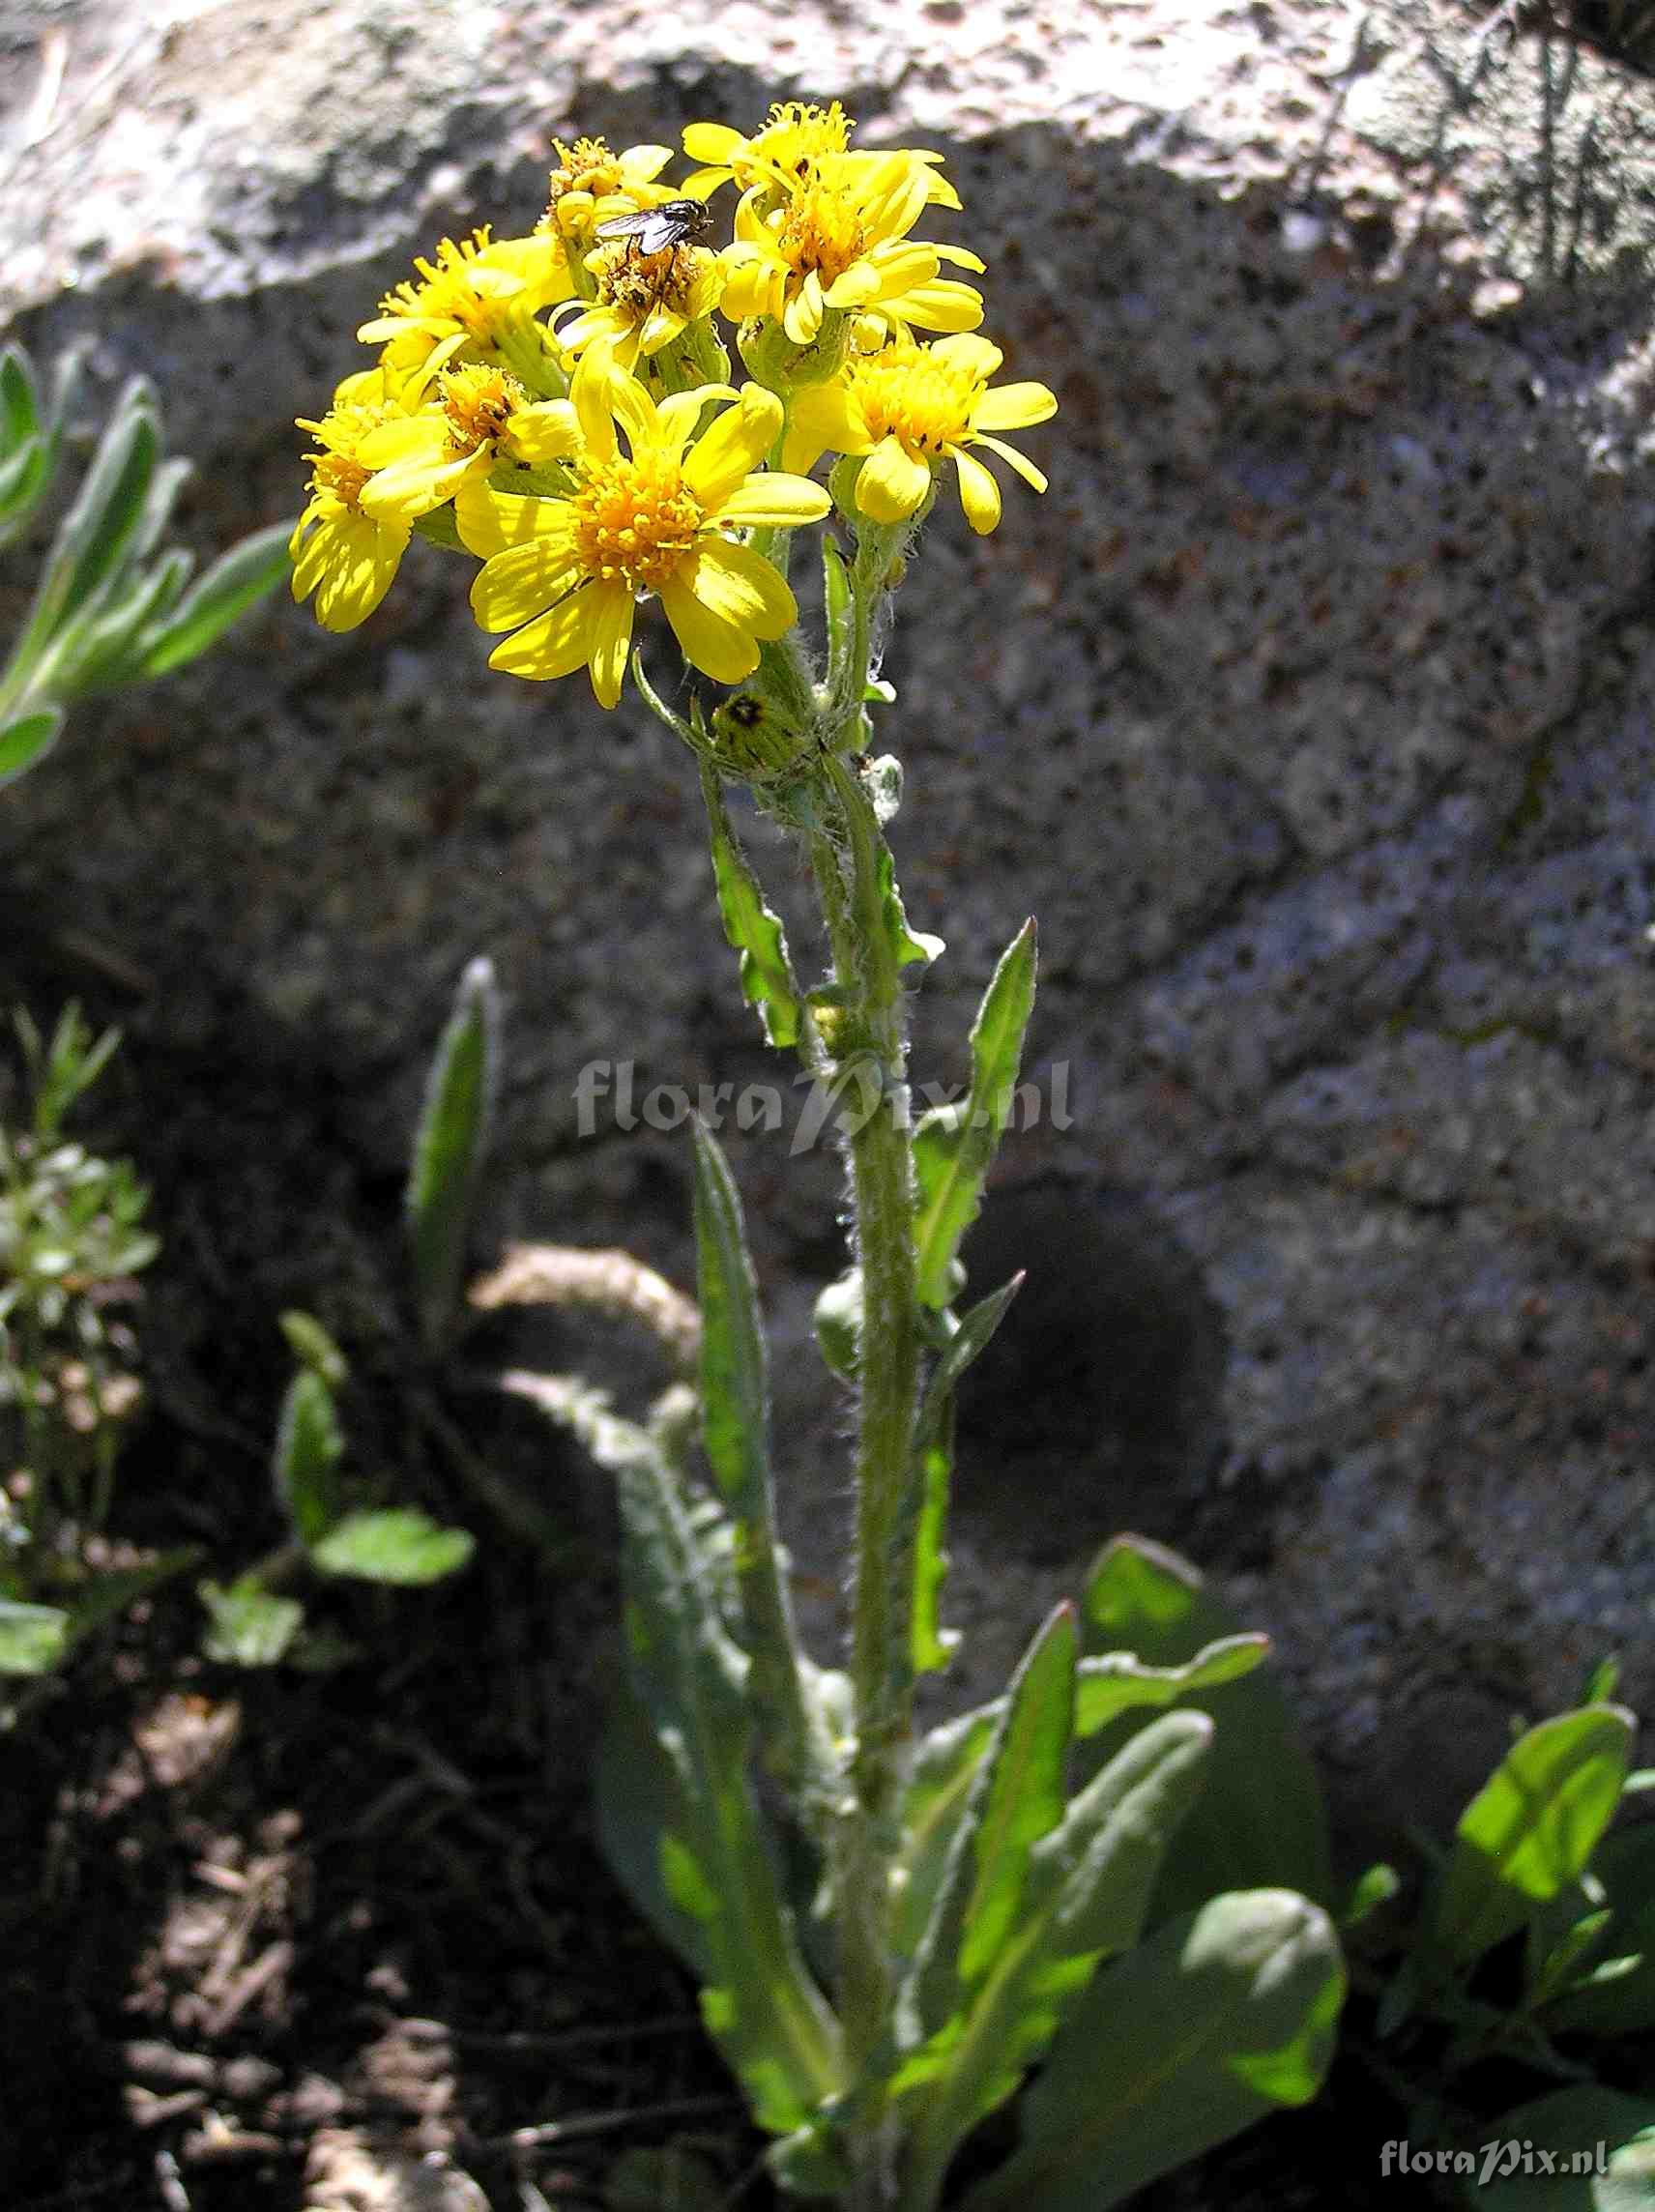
left=292, top=103, right=1056, bottom=706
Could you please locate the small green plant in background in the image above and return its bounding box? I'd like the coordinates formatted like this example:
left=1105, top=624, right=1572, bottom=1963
left=0, top=337, right=289, bottom=787
left=197, top=958, right=496, bottom=1667
left=292, top=105, right=1346, bottom=2208
left=0, top=1004, right=179, bottom=1677
left=1340, top=1660, right=1655, bottom=2203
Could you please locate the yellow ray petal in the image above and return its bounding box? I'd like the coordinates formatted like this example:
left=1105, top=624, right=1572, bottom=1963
left=471, top=539, right=586, bottom=630
left=686, top=538, right=798, bottom=635
left=948, top=444, right=1002, bottom=535
left=454, top=475, right=575, bottom=558
left=857, top=433, right=932, bottom=523
left=706, top=473, right=832, bottom=530
left=657, top=570, right=764, bottom=684
left=971, top=431, right=1048, bottom=493
left=973, top=381, right=1057, bottom=432
left=682, top=385, right=783, bottom=509
left=586, top=579, right=636, bottom=708
left=488, top=582, right=606, bottom=680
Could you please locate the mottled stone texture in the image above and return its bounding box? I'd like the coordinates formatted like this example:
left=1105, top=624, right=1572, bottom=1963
left=2, top=0, right=1653, bottom=1842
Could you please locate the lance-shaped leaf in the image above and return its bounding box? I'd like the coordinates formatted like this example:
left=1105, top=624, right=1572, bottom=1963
left=907, top=1273, right=1021, bottom=1676
left=1431, top=1703, right=1636, bottom=1969
left=51, top=547, right=191, bottom=700
left=406, top=956, right=500, bottom=1348
left=699, top=762, right=802, bottom=1048
left=1546, top=1822, right=1655, bottom=2036
left=0, top=346, right=54, bottom=544
left=958, top=1889, right=1344, bottom=2212
left=912, top=920, right=1035, bottom=1308
left=878, top=839, right=944, bottom=970
left=1468, top=2086, right=1655, bottom=2209
left=892, top=1635, right=1268, bottom=1963
left=1082, top=1533, right=1332, bottom=1914
left=1, top=382, right=159, bottom=710
left=514, top=1371, right=843, bottom=2134
left=892, top=1711, right=1213, bottom=2212
left=690, top=1118, right=819, bottom=1801
left=272, top=1365, right=344, bottom=1549
left=0, top=705, right=63, bottom=789
left=822, top=530, right=854, bottom=704
left=901, top=1604, right=1077, bottom=2046
left=134, top=520, right=291, bottom=678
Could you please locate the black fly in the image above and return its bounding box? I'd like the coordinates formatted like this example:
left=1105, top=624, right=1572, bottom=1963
left=594, top=198, right=713, bottom=257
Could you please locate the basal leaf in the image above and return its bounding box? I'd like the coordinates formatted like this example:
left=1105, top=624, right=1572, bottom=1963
left=0, top=1597, right=71, bottom=1674
left=912, top=920, right=1035, bottom=1307
left=198, top=1574, right=305, bottom=1666
left=1081, top=1533, right=1332, bottom=1914
left=310, top=1508, right=473, bottom=1585
left=272, top=1365, right=344, bottom=1548
left=0, top=704, right=64, bottom=788
left=1433, top=1704, right=1636, bottom=1968
left=957, top=1889, right=1344, bottom=2212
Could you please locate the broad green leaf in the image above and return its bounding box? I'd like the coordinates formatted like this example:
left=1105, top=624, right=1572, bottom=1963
left=892, top=1636, right=1266, bottom=1964
left=958, top=1888, right=1344, bottom=2212
left=272, top=1365, right=344, bottom=1549
left=1547, top=1824, right=1655, bottom=2035
left=199, top=1575, right=305, bottom=1666
left=520, top=1372, right=843, bottom=2134
left=310, top=1508, right=473, bottom=1585
left=136, top=520, right=291, bottom=677
left=0, top=1598, right=71, bottom=1674
left=907, top=1273, right=1023, bottom=1676
left=1081, top=1533, right=1333, bottom=1913
left=894, top=1711, right=1213, bottom=2210
left=406, top=955, right=499, bottom=1347
left=912, top=919, right=1036, bottom=1307
left=698, top=762, right=802, bottom=1048
left=904, top=1605, right=1077, bottom=2044
left=1470, top=2087, right=1655, bottom=2210
left=690, top=1117, right=818, bottom=1798
left=0, top=705, right=64, bottom=788
left=1433, top=1704, right=1635, bottom=1967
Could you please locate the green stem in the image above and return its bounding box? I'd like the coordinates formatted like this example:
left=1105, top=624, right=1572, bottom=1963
left=809, top=750, right=923, bottom=2206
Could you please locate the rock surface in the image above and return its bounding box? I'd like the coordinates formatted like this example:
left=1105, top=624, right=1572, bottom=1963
left=2, top=0, right=1653, bottom=1847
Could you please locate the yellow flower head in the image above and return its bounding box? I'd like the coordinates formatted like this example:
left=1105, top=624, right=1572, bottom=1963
left=539, top=135, right=678, bottom=247
left=783, top=334, right=1056, bottom=535
left=358, top=228, right=573, bottom=393
left=554, top=239, right=727, bottom=372
left=351, top=364, right=578, bottom=522
left=454, top=348, right=831, bottom=707
left=720, top=152, right=983, bottom=347
left=291, top=371, right=415, bottom=630
left=682, top=101, right=959, bottom=213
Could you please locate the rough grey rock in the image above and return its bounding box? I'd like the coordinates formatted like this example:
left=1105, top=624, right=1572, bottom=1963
left=1, top=0, right=1653, bottom=1850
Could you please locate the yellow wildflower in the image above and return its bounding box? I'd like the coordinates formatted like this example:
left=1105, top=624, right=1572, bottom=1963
left=720, top=153, right=983, bottom=347
left=553, top=240, right=727, bottom=372
left=783, top=334, right=1056, bottom=535
left=539, top=135, right=678, bottom=248
left=290, top=371, right=415, bottom=630
left=353, top=364, right=577, bottom=522
left=682, top=101, right=959, bottom=211
left=454, top=349, right=830, bottom=707
left=358, top=229, right=573, bottom=393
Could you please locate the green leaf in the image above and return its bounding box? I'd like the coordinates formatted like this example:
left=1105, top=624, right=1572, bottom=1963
left=2, top=385, right=159, bottom=705
left=1469, top=2086, right=1655, bottom=2210
left=310, top=1508, right=474, bottom=1586
left=0, top=347, right=40, bottom=452
left=135, top=520, right=291, bottom=677
left=908, top=1273, right=1023, bottom=1676
left=272, top=1365, right=345, bottom=1549
left=690, top=1117, right=817, bottom=1798
left=50, top=545, right=191, bottom=699
left=199, top=1574, right=305, bottom=1666
left=0, top=705, right=64, bottom=788
left=698, top=762, right=802, bottom=1048
left=1433, top=1704, right=1636, bottom=1967
left=904, top=1605, right=1077, bottom=2043
left=893, top=1711, right=1214, bottom=2210
left=0, top=1598, right=71, bottom=1674
left=1547, top=1824, right=1655, bottom=2035
left=1081, top=1533, right=1333, bottom=1914
left=405, top=954, right=500, bottom=1347
left=912, top=920, right=1036, bottom=1307
left=524, top=1373, right=843, bottom=2133
left=278, top=1309, right=349, bottom=1388
left=958, top=1889, right=1344, bottom=2212
left=877, top=840, right=944, bottom=970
